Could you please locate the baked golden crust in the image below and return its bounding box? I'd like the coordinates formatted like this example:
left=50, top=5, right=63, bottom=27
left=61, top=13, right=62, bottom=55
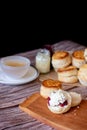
left=72, top=50, right=85, bottom=60
left=58, top=75, right=78, bottom=83
left=57, top=66, right=76, bottom=73
left=42, top=79, right=62, bottom=88
left=52, top=51, right=69, bottom=59
left=57, top=65, right=78, bottom=76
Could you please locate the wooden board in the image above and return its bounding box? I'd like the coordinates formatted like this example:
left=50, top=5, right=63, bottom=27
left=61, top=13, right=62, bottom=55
left=19, top=92, right=87, bottom=130
left=39, top=69, right=87, bottom=90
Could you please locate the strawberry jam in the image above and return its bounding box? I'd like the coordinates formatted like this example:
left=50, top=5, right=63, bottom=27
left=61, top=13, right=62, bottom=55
left=47, top=97, right=50, bottom=105
left=59, top=100, right=68, bottom=107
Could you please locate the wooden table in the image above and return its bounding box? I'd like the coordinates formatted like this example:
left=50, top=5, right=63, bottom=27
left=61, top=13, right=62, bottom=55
left=0, top=40, right=86, bottom=130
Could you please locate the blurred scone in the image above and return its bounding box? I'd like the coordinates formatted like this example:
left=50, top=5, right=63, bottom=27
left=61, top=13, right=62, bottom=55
left=69, top=92, right=82, bottom=107
left=72, top=50, right=86, bottom=68
left=84, top=48, right=87, bottom=62
left=78, top=64, right=87, bottom=86
left=52, top=51, right=72, bottom=71
left=40, top=79, right=62, bottom=99
left=57, top=66, right=78, bottom=83
left=47, top=89, right=72, bottom=114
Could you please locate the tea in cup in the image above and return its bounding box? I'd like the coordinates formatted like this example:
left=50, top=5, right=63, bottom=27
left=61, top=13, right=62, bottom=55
left=0, top=55, right=31, bottom=79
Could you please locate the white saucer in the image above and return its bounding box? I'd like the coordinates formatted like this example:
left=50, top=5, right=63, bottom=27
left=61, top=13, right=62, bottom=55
left=0, top=66, right=39, bottom=85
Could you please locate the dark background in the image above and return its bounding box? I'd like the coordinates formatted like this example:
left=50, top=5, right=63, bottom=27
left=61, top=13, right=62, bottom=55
left=1, top=5, right=87, bottom=58
left=0, top=30, right=87, bottom=58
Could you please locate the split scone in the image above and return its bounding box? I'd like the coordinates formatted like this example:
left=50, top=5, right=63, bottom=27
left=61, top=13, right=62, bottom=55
left=72, top=50, right=86, bottom=68
left=57, top=66, right=78, bottom=83
left=47, top=89, right=72, bottom=114
left=78, top=64, right=87, bottom=86
left=69, top=92, right=82, bottom=107
left=40, top=79, right=62, bottom=99
left=84, top=48, right=87, bottom=62
left=52, top=51, right=72, bottom=71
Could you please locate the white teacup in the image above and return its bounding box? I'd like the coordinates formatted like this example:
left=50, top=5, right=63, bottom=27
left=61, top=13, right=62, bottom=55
left=0, top=55, right=31, bottom=80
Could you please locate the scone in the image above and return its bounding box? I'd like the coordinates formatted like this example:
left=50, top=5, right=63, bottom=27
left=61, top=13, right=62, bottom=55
left=78, top=64, right=87, bottom=86
left=69, top=92, right=82, bottom=107
left=40, top=79, right=62, bottom=99
left=84, top=48, right=87, bottom=61
left=57, top=66, right=78, bottom=83
left=72, top=50, right=86, bottom=68
left=47, top=89, right=72, bottom=114
left=52, top=51, right=72, bottom=71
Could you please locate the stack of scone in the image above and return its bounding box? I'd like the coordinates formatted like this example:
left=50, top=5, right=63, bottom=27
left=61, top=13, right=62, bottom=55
left=52, top=51, right=72, bottom=71
left=51, top=49, right=87, bottom=85
left=57, top=66, right=78, bottom=83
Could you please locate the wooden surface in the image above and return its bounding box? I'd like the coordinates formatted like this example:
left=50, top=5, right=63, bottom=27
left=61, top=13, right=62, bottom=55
left=19, top=93, right=87, bottom=130
left=0, top=40, right=87, bottom=130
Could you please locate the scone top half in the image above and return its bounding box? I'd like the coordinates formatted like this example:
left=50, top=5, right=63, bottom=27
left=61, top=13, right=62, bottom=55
left=72, top=50, right=86, bottom=68
left=52, top=51, right=72, bottom=71
left=72, top=50, right=85, bottom=60
left=57, top=66, right=78, bottom=83
left=57, top=66, right=78, bottom=76
left=40, top=79, right=62, bottom=99
left=52, top=51, right=69, bottom=59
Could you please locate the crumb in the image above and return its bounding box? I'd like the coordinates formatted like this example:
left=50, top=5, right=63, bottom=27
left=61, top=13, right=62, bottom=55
left=74, top=113, right=77, bottom=116
left=77, top=106, right=79, bottom=109
left=85, top=97, right=87, bottom=100
left=74, top=109, right=77, bottom=112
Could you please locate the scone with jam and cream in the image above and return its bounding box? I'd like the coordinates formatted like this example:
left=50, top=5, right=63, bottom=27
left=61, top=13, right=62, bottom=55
left=47, top=89, right=72, bottom=114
